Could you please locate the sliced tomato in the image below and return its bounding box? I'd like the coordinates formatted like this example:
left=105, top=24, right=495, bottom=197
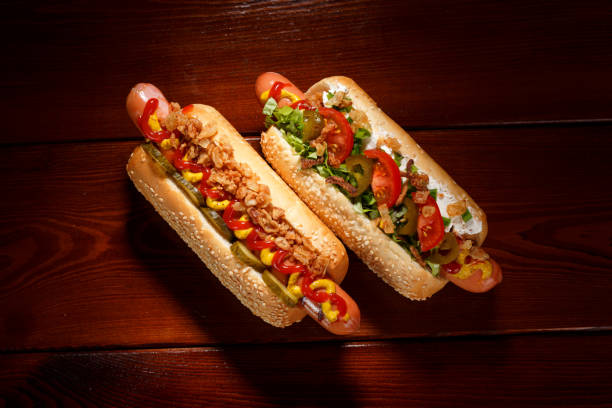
left=443, top=258, right=503, bottom=293
left=364, top=149, right=401, bottom=208
left=318, top=107, right=354, bottom=166
left=413, top=194, right=444, bottom=252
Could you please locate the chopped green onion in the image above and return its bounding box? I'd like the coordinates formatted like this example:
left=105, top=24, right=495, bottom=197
left=327, top=91, right=334, bottom=99
left=262, top=97, right=277, bottom=116
left=410, top=164, right=418, bottom=173
left=442, top=216, right=451, bottom=227
left=393, top=152, right=403, bottom=167
left=425, top=260, right=440, bottom=277
left=462, top=209, right=473, bottom=222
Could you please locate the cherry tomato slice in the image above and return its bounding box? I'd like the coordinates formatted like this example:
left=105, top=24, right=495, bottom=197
left=318, top=107, right=354, bottom=166
left=363, top=149, right=402, bottom=208
left=412, top=194, right=445, bottom=252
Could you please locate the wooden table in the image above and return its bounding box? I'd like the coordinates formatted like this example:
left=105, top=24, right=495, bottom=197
left=2, top=1, right=611, bottom=406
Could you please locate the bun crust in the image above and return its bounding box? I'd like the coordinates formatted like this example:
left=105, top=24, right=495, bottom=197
left=127, top=104, right=348, bottom=326
left=261, top=77, right=487, bottom=300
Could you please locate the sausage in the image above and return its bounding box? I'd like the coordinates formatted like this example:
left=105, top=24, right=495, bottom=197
left=442, top=258, right=503, bottom=293
left=300, top=283, right=361, bottom=335
left=126, top=83, right=171, bottom=128
left=255, top=72, right=306, bottom=107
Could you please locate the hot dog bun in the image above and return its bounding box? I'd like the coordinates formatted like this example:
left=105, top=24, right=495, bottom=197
left=127, top=103, right=349, bottom=327
left=260, top=76, right=488, bottom=299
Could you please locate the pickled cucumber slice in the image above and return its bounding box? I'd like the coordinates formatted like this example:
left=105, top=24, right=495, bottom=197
left=262, top=270, right=298, bottom=307
left=141, top=143, right=177, bottom=175
left=231, top=241, right=265, bottom=272
left=171, top=172, right=206, bottom=207
left=200, top=208, right=233, bottom=241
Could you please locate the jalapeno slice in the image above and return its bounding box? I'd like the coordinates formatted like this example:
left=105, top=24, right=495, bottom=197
left=397, top=198, right=418, bottom=236
left=427, top=233, right=459, bottom=265
left=302, top=110, right=323, bottom=142
left=345, top=155, right=374, bottom=197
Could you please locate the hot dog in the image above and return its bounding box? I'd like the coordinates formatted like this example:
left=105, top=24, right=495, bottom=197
left=256, top=73, right=502, bottom=299
left=126, top=83, right=360, bottom=334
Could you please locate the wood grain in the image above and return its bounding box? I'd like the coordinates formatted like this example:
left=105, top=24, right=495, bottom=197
left=1, top=127, right=610, bottom=351
left=1, top=333, right=611, bottom=407
left=3, top=1, right=612, bottom=144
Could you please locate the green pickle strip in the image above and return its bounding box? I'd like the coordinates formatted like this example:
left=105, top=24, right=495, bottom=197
left=262, top=270, right=298, bottom=307
left=141, top=142, right=177, bottom=175
left=231, top=241, right=265, bottom=272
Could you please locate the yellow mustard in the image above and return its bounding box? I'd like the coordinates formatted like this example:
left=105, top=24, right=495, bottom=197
left=321, top=301, right=339, bottom=323
left=260, top=248, right=276, bottom=266
left=182, top=170, right=203, bottom=184
left=234, top=215, right=253, bottom=240
left=259, top=89, right=301, bottom=105
left=159, top=138, right=174, bottom=150
left=148, top=113, right=161, bottom=132
left=287, top=272, right=303, bottom=298
left=206, top=196, right=230, bottom=211
left=309, top=279, right=336, bottom=294
left=456, top=260, right=492, bottom=281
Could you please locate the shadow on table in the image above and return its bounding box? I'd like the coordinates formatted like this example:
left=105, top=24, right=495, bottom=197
left=121, top=182, right=360, bottom=406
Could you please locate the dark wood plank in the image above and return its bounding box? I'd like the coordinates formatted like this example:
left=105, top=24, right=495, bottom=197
left=1, top=125, right=611, bottom=350
left=1, top=333, right=611, bottom=407
left=3, top=1, right=612, bottom=144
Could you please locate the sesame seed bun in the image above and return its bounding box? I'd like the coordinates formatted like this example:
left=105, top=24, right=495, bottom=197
left=260, top=77, right=488, bottom=299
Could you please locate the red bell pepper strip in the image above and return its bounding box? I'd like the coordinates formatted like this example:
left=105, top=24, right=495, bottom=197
left=172, top=149, right=206, bottom=173
left=222, top=201, right=255, bottom=230
left=272, top=250, right=307, bottom=275
left=138, top=98, right=171, bottom=143
left=246, top=228, right=276, bottom=251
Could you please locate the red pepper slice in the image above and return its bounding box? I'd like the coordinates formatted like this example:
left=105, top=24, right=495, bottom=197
left=222, top=201, right=255, bottom=231
left=290, top=100, right=314, bottom=110
left=272, top=250, right=307, bottom=275
left=318, top=107, right=354, bottom=166
left=199, top=185, right=229, bottom=201
left=412, top=193, right=445, bottom=252
left=364, top=149, right=402, bottom=208
left=246, top=228, right=276, bottom=251
left=172, top=149, right=206, bottom=173
left=138, top=98, right=171, bottom=143
left=330, top=293, right=347, bottom=318
left=269, top=81, right=288, bottom=102
left=182, top=104, right=194, bottom=114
